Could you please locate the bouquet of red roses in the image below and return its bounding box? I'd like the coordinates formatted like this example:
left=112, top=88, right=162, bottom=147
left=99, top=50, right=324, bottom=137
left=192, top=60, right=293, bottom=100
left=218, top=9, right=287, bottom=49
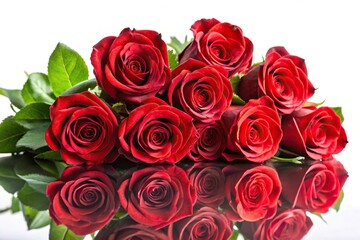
left=0, top=18, right=348, bottom=239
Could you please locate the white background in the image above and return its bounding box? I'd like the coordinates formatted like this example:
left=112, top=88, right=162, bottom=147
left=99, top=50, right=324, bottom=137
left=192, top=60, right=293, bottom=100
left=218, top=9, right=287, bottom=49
left=0, top=0, right=359, bottom=239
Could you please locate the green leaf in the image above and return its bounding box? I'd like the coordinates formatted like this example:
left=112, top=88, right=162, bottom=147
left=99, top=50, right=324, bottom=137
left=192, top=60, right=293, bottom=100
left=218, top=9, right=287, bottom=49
left=228, top=230, right=239, bottom=240
left=304, top=100, right=325, bottom=108
left=49, top=221, right=85, bottom=240
left=0, top=155, right=27, bottom=193
left=230, top=73, right=243, bottom=94
left=0, top=117, right=28, bottom=153
left=0, top=88, right=26, bottom=109
left=16, top=123, right=49, bottom=151
left=35, top=159, right=61, bottom=178
left=167, top=36, right=192, bottom=54
left=168, top=50, right=178, bottom=70
left=18, top=183, right=50, bottom=211
left=21, top=204, right=51, bottom=229
left=35, top=150, right=63, bottom=161
left=332, top=107, right=344, bottom=123
left=61, top=78, right=97, bottom=96
left=13, top=102, right=50, bottom=129
left=271, top=155, right=305, bottom=164
left=332, top=189, right=344, bottom=212
left=15, top=157, right=56, bottom=194
left=21, top=73, right=56, bottom=105
left=310, top=212, right=327, bottom=224
left=48, top=43, right=89, bottom=96
left=232, top=93, right=246, bottom=105
left=11, top=196, right=21, bottom=213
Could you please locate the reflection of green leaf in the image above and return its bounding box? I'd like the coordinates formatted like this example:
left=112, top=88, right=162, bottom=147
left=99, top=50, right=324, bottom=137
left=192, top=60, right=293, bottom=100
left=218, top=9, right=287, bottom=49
left=48, top=43, right=89, bottom=96
left=11, top=197, right=20, bottom=213
left=0, top=117, right=28, bottom=153
left=167, top=36, right=192, bottom=54
left=21, top=73, right=56, bottom=105
left=0, top=88, right=26, bottom=109
left=332, top=107, right=344, bottom=123
left=18, top=183, right=50, bottom=211
left=35, top=151, right=63, bottom=161
left=50, top=221, right=84, bottom=240
left=168, top=50, right=178, bottom=70
left=332, top=190, right=344, bottom=212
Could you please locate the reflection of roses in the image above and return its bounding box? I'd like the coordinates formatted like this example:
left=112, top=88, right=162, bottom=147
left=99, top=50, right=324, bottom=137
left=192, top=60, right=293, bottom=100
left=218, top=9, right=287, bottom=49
left=178, top=18, right=253, bottom=76
left=188, top=121, right=226, bottom=161
left=276, top=159, right=348, bottom=213
left=187, top=163, right=225, bottom=207
left=91, top=28, right=170, bottom=103
left=238, top=46, right=315, bottom=115
left=118, top=165, right=196, bottom=229
left=281, top=106, right=348, bottom=160
left=240, top=208, right=313, bottom=240
left=94, top=216, right=168, bottom=240
left=222, top=164, right=282, bottom=222
left=168, top=59, right=232, bottom=123
left=221, top=96, right=282, bottom=163
left=168, top=207, right=233, bottom=240
left=45, top=91, right=119, bottom=165
left=118, top=101, right=197, bottom=164
left=46, top=166, right=120, bottom=235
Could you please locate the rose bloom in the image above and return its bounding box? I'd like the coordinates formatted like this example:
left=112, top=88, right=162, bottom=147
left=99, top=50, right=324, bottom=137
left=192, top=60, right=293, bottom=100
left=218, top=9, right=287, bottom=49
left=168, top=207, right=233, bottom=240
left=118, top=100, right=197, bottom=164
left=91, top=28, right=170, bottom=104
left=240, top=208, right=313, bottom=240
left=118, top=165, right=196, bottom=229
left=94, top=217, right=168, bottom=240
left=187, top=121, right=226, bottom=161
left=178, top=18, right=253, bottom=76
left=276, top=159, right=348, bottom=213
left=221, top=96, right=283, bottom=163
left=222, top=164, right=282, bottom=222
left=237, top=46, right=315, bottom=115
left=45, top=91, right=119, bottom=165
left=46, top=166, right=120, bottom=235
left=168, top=59, right=232, bottom=123
left=281, top=106, right=348, bottom=160
left=187, top=162, right=226, bottom=207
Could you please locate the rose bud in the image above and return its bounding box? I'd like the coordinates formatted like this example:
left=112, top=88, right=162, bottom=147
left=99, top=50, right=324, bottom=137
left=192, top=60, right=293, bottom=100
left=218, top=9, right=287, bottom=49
left=237, top=46, right=315, bottom=115
left=94, top=217, right=168, bottom=240
left=118, top=165, right=196, bottom=229
left=275, top=159, right=348, bottom=213
left=46, top=165, right=120, bottom=236
left=222, top=164, right=282, bottom=222
left=281, top=106, right=348, bottom=160
left=118, top=100, right=197, bottom=164
left=179, top=18, right=253, bottom=76
left=168, top=59, right=232, bottom=123
left=187, top=121, right=227, bottom=161
left=91, top=28, right=170, bottom=104
left=168, top=207, right=233, bottom=240
left=45, top=91, right=119, bottom=165
left=221, top=96, right=283, bottom=163
left=240, top=208, right=313, bottom=240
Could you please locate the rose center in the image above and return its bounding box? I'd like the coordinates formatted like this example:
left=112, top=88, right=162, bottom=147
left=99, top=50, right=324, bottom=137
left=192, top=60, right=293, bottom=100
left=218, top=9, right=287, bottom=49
left=142, top=179, right=173, bottom=208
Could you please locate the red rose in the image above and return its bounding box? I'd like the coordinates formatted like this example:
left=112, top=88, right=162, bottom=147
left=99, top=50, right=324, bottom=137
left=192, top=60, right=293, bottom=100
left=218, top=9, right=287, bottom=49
left=178, top=18, right=253, bottom=76
left=94, top=217, right=168, bottom=240
left=168, top=207, right=233, bottom=240
left=118, top=101, right=197, bottom=164
left=276, top=159, right=348, bottom=213
left=45, top=91, right=119, bottom=165
left=168, top=59, right=232, bottom=123
left=237, top=46, right=315, bottom=114
left=118, top=165, right=196, bottom=229
left=240, top=208, right=313, bottom=240
left=281, top=106, right=348, bottom=160
left=91, top=28, right=170, bottom=103
left=187, top=121, right=226, bottom=161
left=186, top=163, right=225, bottom=207
left=221, top=96, right=283, bottom=163
left=46, top=166, right=120, bottom=235
left=222, top=164, right=282, bottom=222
